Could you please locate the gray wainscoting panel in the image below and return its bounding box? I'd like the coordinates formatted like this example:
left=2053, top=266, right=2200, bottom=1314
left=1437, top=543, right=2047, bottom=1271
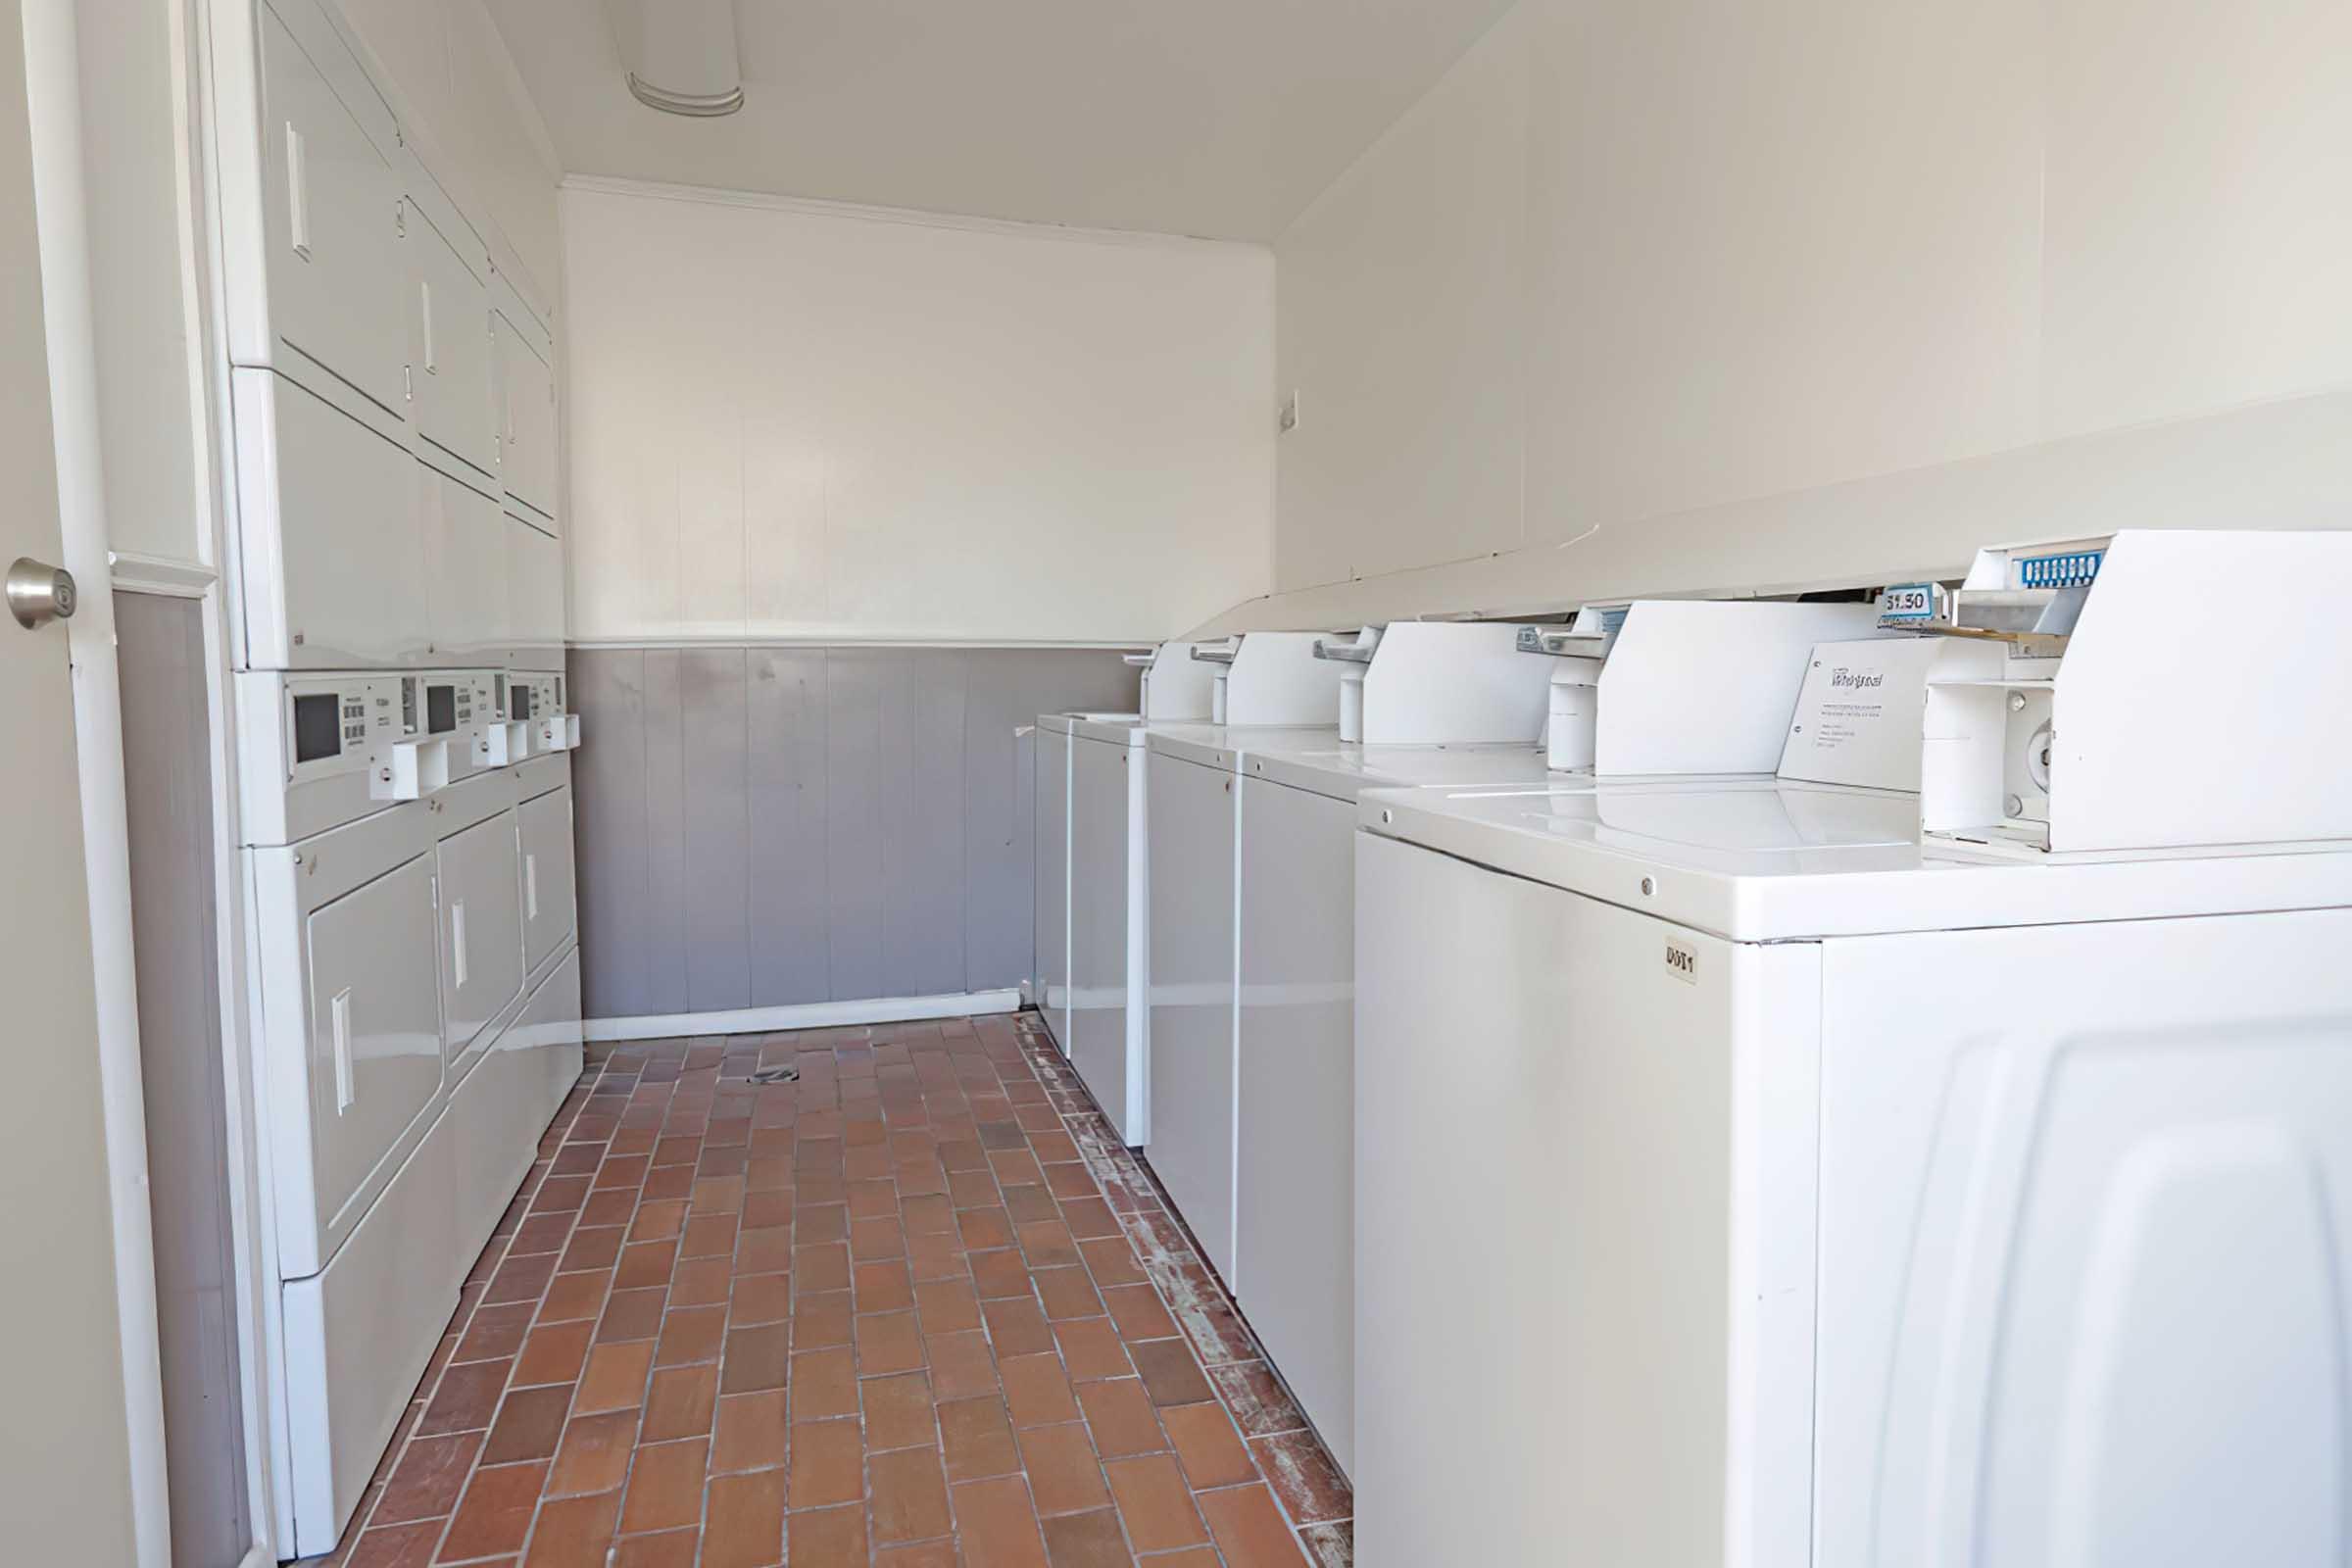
left=115, top=592, right=251, bottom=1568
left=571, top=645, right=1138, bottom=1020
left=679, top=649, right=752, bottom=1011
left=746, top=649, right=830, bottom=1006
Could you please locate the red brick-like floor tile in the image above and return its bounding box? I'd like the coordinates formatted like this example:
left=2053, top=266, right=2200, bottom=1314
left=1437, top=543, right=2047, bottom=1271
left=481, top=1385, right=572, bottom=1465
left=787, top=1419, right=864, bottom=1510
left=906, top=1229, right=965, bottom=1283
left=795, top=1241, right=853, bottom=1293
left=939, top=1396, right=1020, bottom=1482
left=343, top=1519, right=441, bottom=1567
left=710, top=1390, right=789, bottom=1474
left=615, top=1240, right=679, bottom=1291
left=790, top=1346, right=859, bottom=1421
left=1014, top=1221, right=1078, bottom=1270
left=729, top=1270, right=791, bottom=1325
left=523, top=1491, right=618, bottom=1568
left=913, top=1276, right=981, bottom=1333
left=968, top=1248, right=1031, bottom=1301
left=796, top=1202, right=848, bottom=1243
left=952, top=1476, right=1050, bottom=1568
left=1057, top=1199, right=1116, bottom=1243
left=1128, top=1338, right=1214, bottom=1409
left=620, top=1438, right=710, bottom=1534
left=628, top=1200, right=686, bottom=1244
left=1032, top=1268, right=1102, bottom=1322
left=560, top=1226, right=625, bottom=1274
left=862, top=1373, right=939, bottom=1452
left=548, top=1410, right=638, bottom=1497
left=457, top=1302, right=535, bottom=1363
left=855, top=1309, right=925, bottom=1377
left=439, top=1459, right=547, bottom=1560
left=598, top=1287, right=669, bottom=1344
left=375, top=1431, right=482, bottom=1524
left=791, top=1291, right=853, bottom=1350
left=1161, top=1400, right=1258, bottom=1491
left=538, top=1269, right=611, bottom=1325
left=668, top=1254, right=732, bottom=1308
left=980, top=1296, right=1055, bottom=1359
left=1102, top=1452, right=1208, bottom=1552
left=873, top=1543, right=958, bottom=1568
left=574, top=1341, right=655, bottom=1415
left=924, top=1330, right=1000, bottom=1398
left=857, top=1260, right=917, bottom=1315
left=902, top=1194, right=956, bottom=1235
left=1040, top=1505, right=1132, bottom=1568
left=653, top=1304, right=726, bottom=1367
left=1015, top=1422, right=1110, bottom=1518
left=736, top=1226, right=795, bottom=1277
left=612, top=1526, right=702, bottom=1568
left=702, top=1466, right=787, bottom=1568
left=642, top=1363, right=718, bottom=1443
left=513, top=1320, right=593, bottom=1387
left=417, top=1360, right=510, bottom=1437
left=999, top=1353, right=1079, bottom=1429
left=1198, top=1483, right=1311, bottom=1567
left=869, top=1445, right=955, bottom=1542
left=721, top=1323, right=793, bottom=1395
left=959, top=1206, right=1015, bottom=1251
left=1098, top=1285, right=1176, bottom=1344
left=1074, top=1378, right=1164, bottom=1459
left=783, top=1503, right=866, bottom=1564
left=1049, top=1318, right=1131, bottom=1382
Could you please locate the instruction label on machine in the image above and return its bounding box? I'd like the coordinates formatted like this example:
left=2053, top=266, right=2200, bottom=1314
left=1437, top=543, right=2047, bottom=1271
left=1776, top=637, right=1946, bottom=791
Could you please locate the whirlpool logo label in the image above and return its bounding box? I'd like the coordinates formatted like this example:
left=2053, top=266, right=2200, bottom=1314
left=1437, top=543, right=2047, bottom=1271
left=1829, top=667, right=1886, bottom=690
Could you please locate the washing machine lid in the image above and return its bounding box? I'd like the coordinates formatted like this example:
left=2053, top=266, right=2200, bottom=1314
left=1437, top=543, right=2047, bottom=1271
left=1040, top=710, right=1136, bottom=737
left=1362, top=780, right=2352, bottom=941
left=1070, top=714, right=1151, bottom=745
left=1145, top=723, right=1338, bottom=771
left=1242, top=742, right=1552, bottom=803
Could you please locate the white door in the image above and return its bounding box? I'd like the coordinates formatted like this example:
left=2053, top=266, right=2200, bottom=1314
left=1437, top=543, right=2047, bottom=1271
left=0, top=2, right=142, bottom=1556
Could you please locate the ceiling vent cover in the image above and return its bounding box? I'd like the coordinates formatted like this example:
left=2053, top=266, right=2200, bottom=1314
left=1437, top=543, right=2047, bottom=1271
left=607, top=0, right=744, bottom=117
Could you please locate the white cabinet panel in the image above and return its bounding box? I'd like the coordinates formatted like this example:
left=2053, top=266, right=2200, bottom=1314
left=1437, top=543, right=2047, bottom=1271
left=517, top=787, right=576, bottom=975
left=435, top=810, right=522, bottom=1066
left=1235, top=777, right=1355, bottom=1471
left=504, top=514, right=564, bottom=671
left=234, top=368, right=427, bottom=669
left=279, top=1094, right=457, bottom=1557
left=1036, top=725, right=1071, bottom=1051
left=1144, top=748, right=1237, bottom=1274
left=1070, top=735, right=1143, bottom=1142
left=257, top=3, right=406, bottom=418
left=419, top=462, right=509, bottom=662
left=294, top=852, right=442, bottom=1269
left=495, top=310, right=557, bottom=522
left=409, top=206, right=498, bottom=481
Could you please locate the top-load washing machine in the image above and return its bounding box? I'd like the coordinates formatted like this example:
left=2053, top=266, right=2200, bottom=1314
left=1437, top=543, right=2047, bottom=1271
left=1349, top=529, right=2352, bottom=1568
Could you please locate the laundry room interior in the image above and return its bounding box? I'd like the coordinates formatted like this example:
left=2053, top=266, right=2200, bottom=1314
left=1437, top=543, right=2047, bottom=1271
left=6, top=0, right=2352, bottom=1564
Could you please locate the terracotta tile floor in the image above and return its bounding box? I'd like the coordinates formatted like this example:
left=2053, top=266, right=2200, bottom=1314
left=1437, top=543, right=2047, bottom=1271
left=311, top=1012, right=1352, bottom=1567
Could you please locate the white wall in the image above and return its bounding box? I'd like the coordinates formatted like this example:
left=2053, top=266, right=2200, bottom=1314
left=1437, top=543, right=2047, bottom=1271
left=1250, top=0, right=2352, bottom=630
left=562, top=181, right=1274, bottom=645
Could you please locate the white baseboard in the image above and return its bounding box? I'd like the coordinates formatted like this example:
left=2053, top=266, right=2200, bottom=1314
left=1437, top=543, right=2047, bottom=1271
left=583, top=990, right=1024, bottom=1044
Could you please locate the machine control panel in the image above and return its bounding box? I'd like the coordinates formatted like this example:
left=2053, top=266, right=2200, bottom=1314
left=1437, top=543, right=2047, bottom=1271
left=240, top=667, right=525, bottom=846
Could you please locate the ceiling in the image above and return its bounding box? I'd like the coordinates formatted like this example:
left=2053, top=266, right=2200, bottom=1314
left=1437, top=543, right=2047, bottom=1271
left=480, top=0, right=1518, bottom=241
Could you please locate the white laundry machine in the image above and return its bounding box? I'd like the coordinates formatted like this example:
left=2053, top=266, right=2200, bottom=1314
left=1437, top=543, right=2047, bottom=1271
left=1229, top=738, right=1555, bottom=1476
left=1350, top=529, right=2352, bottom=1568
left=1145, top=620, right=1550, bottom=1321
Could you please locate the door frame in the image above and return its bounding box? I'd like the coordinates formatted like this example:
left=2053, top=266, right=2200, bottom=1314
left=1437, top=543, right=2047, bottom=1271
left=25, top=0, right=284, bottom=1561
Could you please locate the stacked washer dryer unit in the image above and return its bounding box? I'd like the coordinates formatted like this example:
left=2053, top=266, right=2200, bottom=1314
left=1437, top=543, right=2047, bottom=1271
left=1209, top=620, right=1564, bottom=1475
left=1353, top=529, right=2352, bottom=1568
left=216, top=0, right=582, bottom=1552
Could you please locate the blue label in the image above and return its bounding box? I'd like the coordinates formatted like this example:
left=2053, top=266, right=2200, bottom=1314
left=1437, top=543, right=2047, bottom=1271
left=2017, top=549, right=2104, bottom=589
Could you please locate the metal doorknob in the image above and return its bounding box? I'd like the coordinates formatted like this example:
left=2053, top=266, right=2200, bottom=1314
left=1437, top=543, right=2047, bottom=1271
left=7, top=558, right=76, bottom=629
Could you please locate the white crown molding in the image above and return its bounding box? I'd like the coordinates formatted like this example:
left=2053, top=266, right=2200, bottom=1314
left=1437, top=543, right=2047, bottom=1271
left=559, top=173, right=1270, bottom=255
